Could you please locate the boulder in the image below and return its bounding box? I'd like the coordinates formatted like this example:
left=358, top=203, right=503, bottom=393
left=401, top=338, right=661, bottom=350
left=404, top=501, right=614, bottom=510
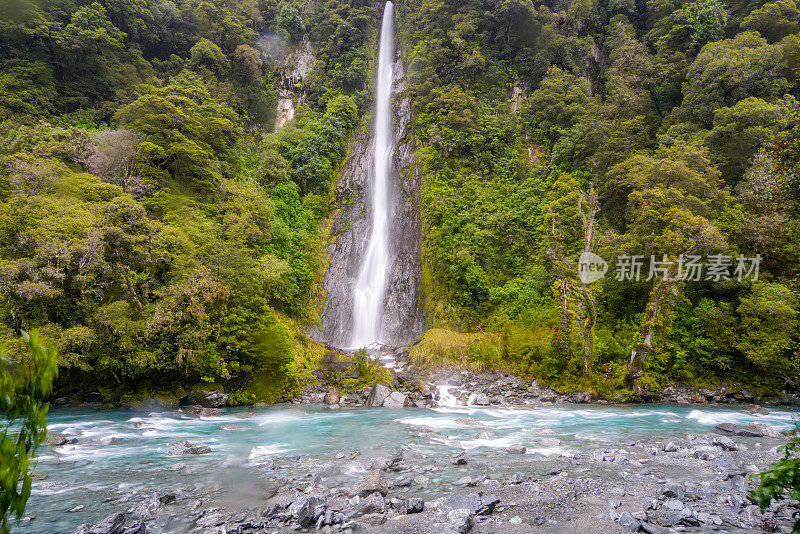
left=121, top=522, right=146, bottom=534
left=712, top=436, right=738, bottom=451
left=446, top=492, right=500, bottom=516
left=401, top=498, right=424, bottom=514
left=445, top=509, right=475, bottom=534
left=87, top=512, right=126, bottom=534
left=186, top=389, right=228, bottom=407
left=662, top=442, right=678, bottom=452
left=715, top=422, right=781, bottom=437
left=353, top=493, right=386, bottom=517
left=747, top=422, right=782, bottom=438
left=288, top=495, right=325, bottom=527
left=383, top=391, right=408, bottom=408
left=454, top=417, right=485, bottom=427
left=355, top=469, right=388, bottom=497
left=167, top=440, right=211, bottom=455
left=506, top=444, right=526, bottom=454
left=367, top=384, right=392, bottom=407
left=618, top=511, right=640, bottom=532
left=324, top=390, right=340, bottom=405
left=48, top=433, right=68, bottom=446
left=182, top=405, right=222, bottom=417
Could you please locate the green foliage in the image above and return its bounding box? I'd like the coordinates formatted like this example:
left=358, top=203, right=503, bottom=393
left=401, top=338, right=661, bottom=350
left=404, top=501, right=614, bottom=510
left=277, top=4, right=304, bottom=41
left=0, top=331, right=58, bottom=534
left=754, top=421, right=800, bottom=531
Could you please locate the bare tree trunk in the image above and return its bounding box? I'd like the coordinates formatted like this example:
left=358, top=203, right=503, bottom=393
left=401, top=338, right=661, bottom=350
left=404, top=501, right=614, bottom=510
left=578, top=187, right=599, bottom=378
left=624, top=249, right=693, bottom=392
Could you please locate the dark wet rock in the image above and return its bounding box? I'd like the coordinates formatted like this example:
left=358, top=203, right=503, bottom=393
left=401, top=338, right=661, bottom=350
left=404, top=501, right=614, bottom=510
left=661, top=484, right=684, bottom=500
left=618, top=511, right=640, bottom=532
left=355, top=469, right=388, bottom=497
left=715, top=422, right=781, bottom=437
left=48, top=433, right=68, bottom=446
left=167, top=440, right=211, bottom=455
left=186, top=388, right=228, bottom=407
left=352, top=493, right=386, bottom=517
left=85, top=512, right=125, bottom=534
left=446, top=492, right=500, bottom=516
left=401, top=498, right=424, bottom=514
left=366, top=384, right=391, bottom=407
left=182, top=405, right=222, bottom=417
left=157, top=492, right=176, bottom=505
left=452, top=452, right=468, bottom=465
left=120, top=521, right=146, bottom=534
left=712, top=436, right=738, bottom=451
left=288, top=495, right=325, bottom=527
left=506, top=444, right=526, bottom=454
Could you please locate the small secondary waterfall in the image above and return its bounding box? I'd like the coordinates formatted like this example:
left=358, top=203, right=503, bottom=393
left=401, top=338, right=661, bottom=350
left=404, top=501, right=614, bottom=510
left=349, top=1, right=394, bottom=349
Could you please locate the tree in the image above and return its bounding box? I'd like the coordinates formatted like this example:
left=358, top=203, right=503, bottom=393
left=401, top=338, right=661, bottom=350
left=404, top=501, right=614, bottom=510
left=278, top=4, right=304, bottom=42
left=0, top=331, right=58, bottom=534
left=741, top=0, right=800, bottom=42
left=706, top=96, right=794, bottom=183
left=674, top=32, right=790, bottom=128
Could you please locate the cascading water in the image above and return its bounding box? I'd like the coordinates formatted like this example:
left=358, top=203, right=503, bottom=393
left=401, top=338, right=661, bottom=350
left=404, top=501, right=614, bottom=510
left=350, top=1, right=394, bottom=349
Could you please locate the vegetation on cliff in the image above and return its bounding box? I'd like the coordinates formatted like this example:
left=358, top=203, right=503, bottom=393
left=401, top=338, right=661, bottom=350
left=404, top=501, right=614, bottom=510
left=0, top=0, right=798, bottom=400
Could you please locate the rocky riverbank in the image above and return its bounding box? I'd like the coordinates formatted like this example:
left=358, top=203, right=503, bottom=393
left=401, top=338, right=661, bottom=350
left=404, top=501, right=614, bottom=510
left=67, top=412, right=793, bottom=534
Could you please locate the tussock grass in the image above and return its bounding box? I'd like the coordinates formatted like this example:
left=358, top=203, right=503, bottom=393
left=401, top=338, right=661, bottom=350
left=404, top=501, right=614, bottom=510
left=408, top=328, right=503, bottom=372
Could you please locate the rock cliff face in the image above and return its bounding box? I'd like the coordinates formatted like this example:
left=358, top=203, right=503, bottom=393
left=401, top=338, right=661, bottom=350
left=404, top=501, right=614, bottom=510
left=317, top=52, right=423, bottom=349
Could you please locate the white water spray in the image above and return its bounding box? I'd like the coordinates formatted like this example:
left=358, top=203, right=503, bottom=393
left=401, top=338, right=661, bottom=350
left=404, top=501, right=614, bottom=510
left=350, top=2, right=394, bottom=349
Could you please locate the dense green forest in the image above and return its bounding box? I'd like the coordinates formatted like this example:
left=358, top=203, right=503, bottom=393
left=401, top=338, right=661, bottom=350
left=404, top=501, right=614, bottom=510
left=0, top=0, right=798, bottom=402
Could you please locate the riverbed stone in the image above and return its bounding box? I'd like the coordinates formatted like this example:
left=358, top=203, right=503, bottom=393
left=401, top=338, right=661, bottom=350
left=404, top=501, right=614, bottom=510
left=182, top=405, right=222, bottom=417
left=401, top=498, right=424, bottom=514
left=446, top=492, right=500, bottom=516
left=383, top=391, right=407, bottom=408
left=445, top=509, right=475, bottom=533
left=712, top=436, right=738, bottom=451
left=355, top=469, right=387, bottom=497
left=120, top=521, right=146, bottom=534
left=366, top=384, right=392, bottom=407
left=167, top=440, right=211, bottom=455
left=324, top=390, right=340, bottom=405
left=87, top=512, right=126, bottom=534
left=506, top=444, right=526, bottom=454
left=618, top=511, right=640, bottom=532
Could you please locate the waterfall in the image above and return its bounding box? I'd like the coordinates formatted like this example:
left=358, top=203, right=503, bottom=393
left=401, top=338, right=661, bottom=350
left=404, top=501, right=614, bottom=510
left=349, top=1, right=394, bottom=349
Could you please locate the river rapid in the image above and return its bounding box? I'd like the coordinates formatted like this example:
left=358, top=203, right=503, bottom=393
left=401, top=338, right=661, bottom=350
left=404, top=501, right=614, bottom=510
left=20, top=402, right=796, bottom=533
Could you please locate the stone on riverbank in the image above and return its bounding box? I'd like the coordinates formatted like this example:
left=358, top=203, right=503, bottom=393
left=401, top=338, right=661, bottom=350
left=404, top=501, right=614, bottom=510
left=71, top=512, right=126, bottom=534
left=367, top=384, right=392, bottom=406
left=182, top=405, right=222, bottom=417
left=168, top=440, right=211, bottom=455
left=383, top=391, right=408, bottom=408
left=715, top=422, right=781, bottom=437
left=355, top=469, right=388, bottom=497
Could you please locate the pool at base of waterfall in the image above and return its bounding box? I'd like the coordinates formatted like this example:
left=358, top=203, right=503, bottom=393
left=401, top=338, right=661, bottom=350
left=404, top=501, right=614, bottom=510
left=18, top=403, right=796, bottom=533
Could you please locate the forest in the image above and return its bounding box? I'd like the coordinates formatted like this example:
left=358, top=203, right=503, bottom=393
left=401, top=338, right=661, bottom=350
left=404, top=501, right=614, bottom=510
left=0, top=0, right=798, bottom=403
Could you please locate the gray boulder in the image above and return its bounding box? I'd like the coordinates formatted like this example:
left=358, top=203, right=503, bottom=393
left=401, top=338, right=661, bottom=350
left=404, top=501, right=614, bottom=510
left=367, top=384, right=392, bottom=407
left=383, top=391, right=408, bottom=408
left=87, top=513, right=126, bottom=534
left=712, top=436, right=738, bottom=451
left=445, top=509, right=475, bottom=533
left=715, top=422, right=780, bottom=437
left=167, top=440, right=211, bottom=455
left=401, top=498, right=424, bottom=514
left=618, top=511, right=640, bottom=532
left=186, top=389, right=228, bottom=407
left=121, top=521, right=146, bottom=534
left=446, top=492, right=500, bottom=516
left=355, top=469, right=388, bottom=497
left=288, top=495, right=325, bottom=527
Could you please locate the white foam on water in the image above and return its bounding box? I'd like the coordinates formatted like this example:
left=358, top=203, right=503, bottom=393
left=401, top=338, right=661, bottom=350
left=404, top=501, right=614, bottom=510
left=248, top=444, right=293, bottom=464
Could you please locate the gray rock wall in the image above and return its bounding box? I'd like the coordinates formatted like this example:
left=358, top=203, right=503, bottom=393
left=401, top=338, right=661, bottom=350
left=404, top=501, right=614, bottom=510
left=316, top=52, right=423, bottom=349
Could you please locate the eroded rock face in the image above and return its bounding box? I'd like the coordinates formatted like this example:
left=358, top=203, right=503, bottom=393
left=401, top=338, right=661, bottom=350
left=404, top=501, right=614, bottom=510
left=316, top=50, right=423, bottom=349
